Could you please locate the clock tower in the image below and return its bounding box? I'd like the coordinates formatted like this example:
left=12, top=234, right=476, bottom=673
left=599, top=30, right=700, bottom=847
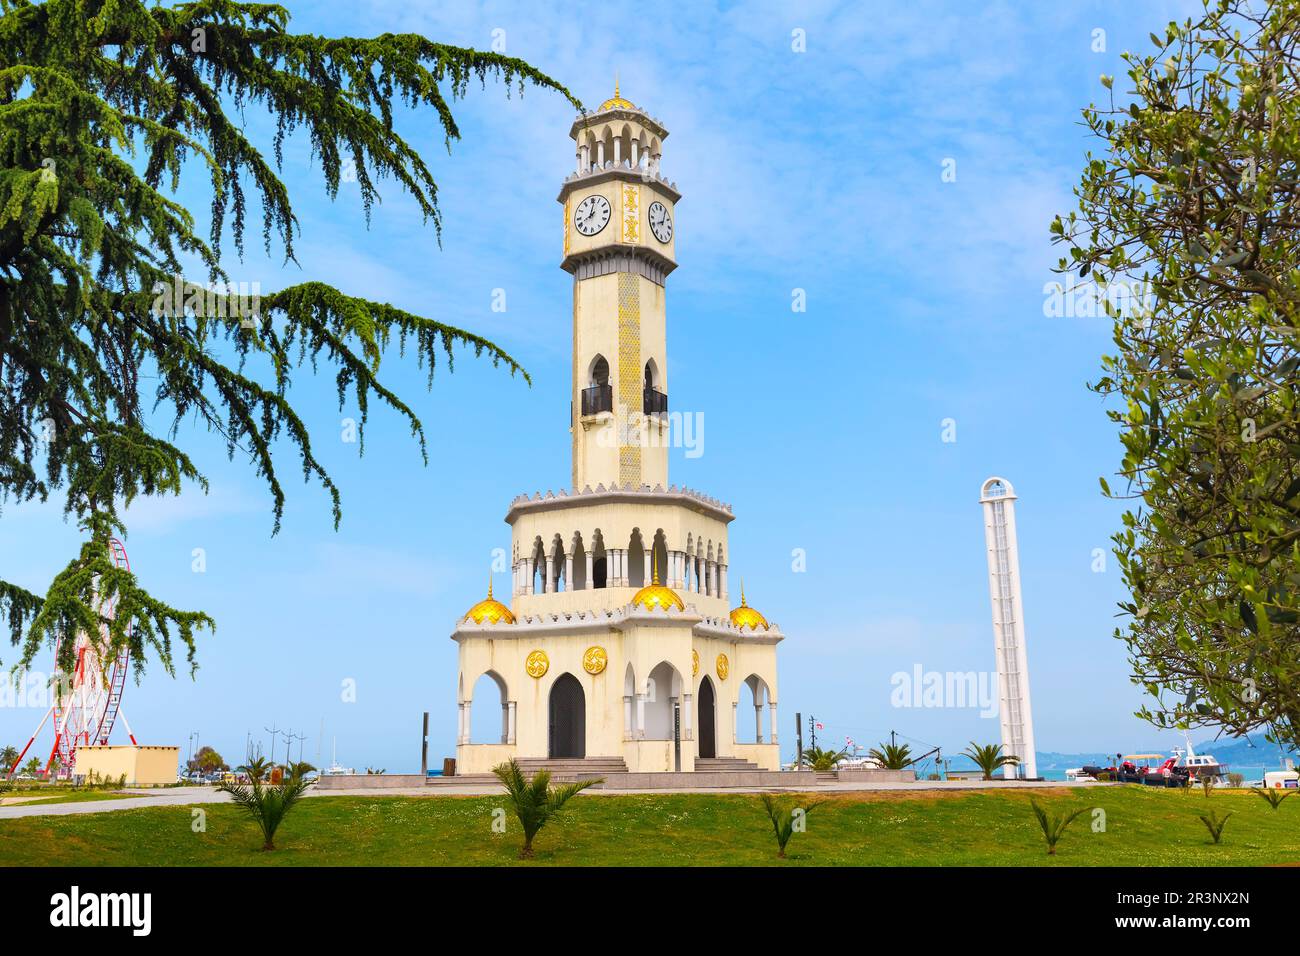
left=450, top=86, right=784, bottom=780
left=559, top=82, right=681, bottom=491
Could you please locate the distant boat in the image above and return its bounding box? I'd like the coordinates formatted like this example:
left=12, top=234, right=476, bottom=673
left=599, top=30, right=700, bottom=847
left=1076, top=737, right=1228, bottom=787
left=320, top=737, right=354, bottom=776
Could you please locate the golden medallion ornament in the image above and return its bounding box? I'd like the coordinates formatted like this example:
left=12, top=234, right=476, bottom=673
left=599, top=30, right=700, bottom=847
left=692, top=649, right=699, bottom=677
left=583, top=645, right=608, bottom=675
left=525, top=650, right=550, bottom=679
left=716, top=653, right=729, bottom=681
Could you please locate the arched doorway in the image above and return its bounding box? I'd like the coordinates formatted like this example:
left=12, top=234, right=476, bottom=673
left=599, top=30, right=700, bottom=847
left=549, top=674, right=586, bottom=759
left=697, top=676, right=716, bottom=759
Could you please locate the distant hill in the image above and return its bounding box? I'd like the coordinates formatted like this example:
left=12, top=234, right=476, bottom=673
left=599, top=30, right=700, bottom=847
left=1035, top=738, right=1296, bottom=771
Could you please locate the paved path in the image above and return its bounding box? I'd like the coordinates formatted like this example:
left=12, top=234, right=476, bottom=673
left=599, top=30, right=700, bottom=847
left=0, top=778, right=1110, bottom=819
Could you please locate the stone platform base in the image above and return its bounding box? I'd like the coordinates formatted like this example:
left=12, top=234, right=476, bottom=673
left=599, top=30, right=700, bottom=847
left=315, top=768, right=917, bottom=791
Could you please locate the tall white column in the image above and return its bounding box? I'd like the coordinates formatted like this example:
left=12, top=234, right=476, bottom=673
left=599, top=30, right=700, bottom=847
left=564, top=555, right=574, bottom=592
left=769, top=702, right=778, bottom=745
left=507, top=701, right=517, bottom=745
left=754, top=704, right=764, bottom=744
left=720, top=565, right=728, bottom=601
left=597, top=141, right=605, bottom=167
left=501, top=702, right=510, bottom=744
left=731, top=701, right=738, bottom=744
left=585, top=552, right=594, bottom=589
left=614, top=138, right=622, bottom=165
left=623, top=695, right=634, bottom=741
left=635, top=693, right=646, bottom=740
left=683, top=693, right=694, bottom=740
left=581, top=145, right=590, bottom=171
left=979, top=477, right=1038, bottom=780
left=545, top=556, right=555, bottom=594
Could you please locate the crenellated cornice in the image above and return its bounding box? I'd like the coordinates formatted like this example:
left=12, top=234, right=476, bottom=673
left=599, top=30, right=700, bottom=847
left=505, top=483, right=734, bottom=526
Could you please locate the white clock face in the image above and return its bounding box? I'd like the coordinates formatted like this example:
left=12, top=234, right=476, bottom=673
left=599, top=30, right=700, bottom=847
left=648, top=201, right=673, bottom=243
left=574, top=195, right=611, bottom=236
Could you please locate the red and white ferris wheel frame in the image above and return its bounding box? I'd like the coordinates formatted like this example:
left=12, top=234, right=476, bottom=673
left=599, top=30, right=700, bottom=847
left=5, top=537, right=137, bottom=780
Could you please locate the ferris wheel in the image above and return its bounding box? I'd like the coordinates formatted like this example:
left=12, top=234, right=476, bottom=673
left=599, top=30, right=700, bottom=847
left=6, top=537, right=137, bottom=780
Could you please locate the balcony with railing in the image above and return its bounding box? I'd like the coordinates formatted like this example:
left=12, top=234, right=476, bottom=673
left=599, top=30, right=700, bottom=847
left=643, top=386, right=668, bottom=416
left=581, top=384, right=613, bottom=417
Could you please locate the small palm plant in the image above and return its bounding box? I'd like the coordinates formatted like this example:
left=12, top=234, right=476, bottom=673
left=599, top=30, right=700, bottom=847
left=962, top=742, right=1020, bottom=781
left=760, top=794, right=824, bottom=858
left=218, top=768, right=313, bottom=851
left=799, top=746, right=850, bottom=772
left=492, top=759, right=601, bottom=860
left=867, top=742, right=913, bottom=770
left=238, top=757, right=271, bottom=784
left=1252, top=787, right=1296, bottom=810
left=1198, top=808, right=1233, bottom=845
left=1029, top=799, right=1089, bottom=856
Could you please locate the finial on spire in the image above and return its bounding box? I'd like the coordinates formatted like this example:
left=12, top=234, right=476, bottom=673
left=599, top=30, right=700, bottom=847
left=487, top=575, right=494, bottom=600
left=740, top=579, right=747, bottom=607
left=614, top=71, right=620, bottom=100
left=652, top=549, right=659, bottom=586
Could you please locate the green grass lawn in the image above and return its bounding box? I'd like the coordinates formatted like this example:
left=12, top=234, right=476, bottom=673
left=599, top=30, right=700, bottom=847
left=1, top=790, right=134, bottom=808
left=2, top=786, right=1298, bottom=866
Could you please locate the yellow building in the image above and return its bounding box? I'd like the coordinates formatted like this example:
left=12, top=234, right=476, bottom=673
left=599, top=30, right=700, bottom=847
left=75, top=745, right=179, bottom=786
left=452, top=86, right=782, bottom=775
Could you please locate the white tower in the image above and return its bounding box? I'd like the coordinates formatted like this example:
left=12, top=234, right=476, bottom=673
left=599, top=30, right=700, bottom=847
left=979, top=477, right=1037, bottom=780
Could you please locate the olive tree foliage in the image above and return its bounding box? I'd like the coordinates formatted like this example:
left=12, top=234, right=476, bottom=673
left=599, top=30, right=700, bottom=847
left=0, top=0, right=579, bottom=677
left=1052, top=0, right=1300, bottom=749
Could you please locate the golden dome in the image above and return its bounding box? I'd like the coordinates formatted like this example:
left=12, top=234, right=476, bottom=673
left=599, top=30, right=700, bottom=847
left=599, top=77, right=636, bottom=112
left=630, top=555, right=684, bottom=612
left=729, top=583, right=769, bottom=631
left=464, top=579, right=515, bottom=625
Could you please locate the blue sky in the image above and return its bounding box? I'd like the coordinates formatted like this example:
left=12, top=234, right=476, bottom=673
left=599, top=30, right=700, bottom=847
left=2, top=0, right=1226, bottom=772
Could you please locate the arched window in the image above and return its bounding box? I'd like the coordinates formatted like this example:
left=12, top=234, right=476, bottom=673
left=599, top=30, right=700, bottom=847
left=643, top=359, right=665, bottom=415
left=584, top=356, right=612, bottom=416
left=627, top=529, right=646, bottom=588
left=592, top=531, right=607, bottom=589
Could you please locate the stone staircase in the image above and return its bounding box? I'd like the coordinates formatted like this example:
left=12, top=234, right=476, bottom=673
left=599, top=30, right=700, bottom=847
left=513, top=757, right=628, bottom=783
left=427, top=757, right=627, bottom=787
left=694, top=757, right=762, bottom=772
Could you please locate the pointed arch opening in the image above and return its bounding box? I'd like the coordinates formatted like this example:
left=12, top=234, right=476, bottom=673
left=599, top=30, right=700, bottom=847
left=697, top=676, right=717, bottom=759
left=592, top=530, right=607, bottom=589
left=548, top=673, right=586, bottom=759
left=738, top=674, right=770, bottom=744
left=627, top=528, right=646, bottom=588
left=469, top=671, right=510, bottom=744
left=644, top=661, right=682, bottom=741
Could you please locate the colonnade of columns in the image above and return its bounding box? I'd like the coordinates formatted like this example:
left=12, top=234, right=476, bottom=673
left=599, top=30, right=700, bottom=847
left=513, top=547, right=728, bottom=601
left=576, top=140, right=661, bottom=177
